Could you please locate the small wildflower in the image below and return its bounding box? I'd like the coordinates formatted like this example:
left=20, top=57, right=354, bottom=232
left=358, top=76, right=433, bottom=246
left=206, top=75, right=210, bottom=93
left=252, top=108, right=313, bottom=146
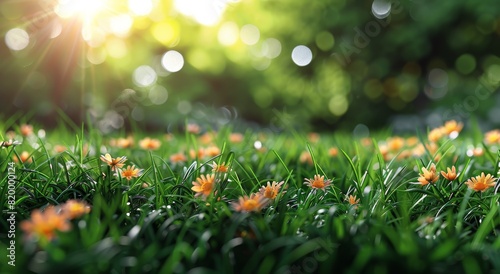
left=100, top=153, right=127, bottom=171
left=347, top=195, right=360, bottom=206
left=428, top=127, right=444, bottom=143
left=191, top=174, right=216, bottom=199
left=110, top=136, right=134, bottom=148
left=170, top=152, right=187, bottom=163
left=304, top=175, right=332, bottom=191
left=484, top=129, right=500, bottom=145
left=440, top=166, right=458, bottom=181
left=307, top=132, right=320, bottom=143
left=299, top=151, right=313, bottom=165
left=328, top=147, right=338, bottom=157
left=232, top=193, right=268, bottom=212
left=211, top=161, right=230, bottom=173
left=189, top=148, right=205, bottom=159
left=259, top=181, right=285, bottom=199
left=1, top=139, right=21, bottom=148
left=121, top=165, right=143, bottom=180
left=405, top=136, right=419, bottom=147
left=199, top=132, right=215, bottom=144
left=20, top=207, right=71, bottom=241
left=53, top=145, right=67, bottom=153
left=187, top=123, right=201, bottom=134
left=20, top=124, right=34, bottom=137
left=229, top=133, right=244, bottom=143
left=387, top=136, right=405, bottom=151
left=13, top=151, right=32, bottom=164
left=139, top=137, right=161, bottom=150
left=465, top=172, right=496, bottom=192
left=205, top=145, right=221, bottom=157
left=442, top=120, right=463, bottom=136
left=61, top=200, right=91, bottom=219
left=418, top=163, right=439, bottom=186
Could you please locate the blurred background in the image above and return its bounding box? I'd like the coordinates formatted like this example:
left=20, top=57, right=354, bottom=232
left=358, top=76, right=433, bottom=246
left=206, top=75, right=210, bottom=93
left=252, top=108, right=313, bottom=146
left=1, top=0, right=500, bottom=133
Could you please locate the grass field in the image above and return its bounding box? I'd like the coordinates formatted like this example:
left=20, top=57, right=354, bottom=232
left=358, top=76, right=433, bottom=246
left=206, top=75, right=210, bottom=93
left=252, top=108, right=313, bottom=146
left=1, top=119, right=499, bottom=274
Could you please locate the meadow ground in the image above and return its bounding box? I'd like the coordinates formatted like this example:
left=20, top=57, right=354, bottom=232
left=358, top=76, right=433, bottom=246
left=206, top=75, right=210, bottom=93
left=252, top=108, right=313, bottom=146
left=1, top=119, right=499, bottom=274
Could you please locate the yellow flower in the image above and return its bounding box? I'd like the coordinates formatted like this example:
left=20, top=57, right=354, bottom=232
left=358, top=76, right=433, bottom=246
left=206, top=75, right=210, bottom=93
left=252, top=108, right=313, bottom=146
left=211, top=161, right=230, bottom=173
left=418, top=163, right=439, bottom=186
left=191, top=174, right=216, bottom=199
left=20, top=207, right=71, bottom=241
left=465, top=173, right=496, bottom=192
left=139, top=137, right=161, bottom=150
left=61, top=200, right=91, bottom=219
left=440, top=166, right=458, bottom=181
left=100, top=153, right=127, bottom=171
left=387, top=136, right=405, bottom=151
left=121, top=165, right=143, bottom=180
left=232, top=193, right=268, bottom=212
left=304, top=175, right=332, bottom=191
left=259, top=181, right=285, bottom=199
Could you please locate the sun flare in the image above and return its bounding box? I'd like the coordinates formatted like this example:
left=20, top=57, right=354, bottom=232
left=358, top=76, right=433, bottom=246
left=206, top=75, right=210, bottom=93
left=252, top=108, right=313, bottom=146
left=55, top=0, right=108, bottom=20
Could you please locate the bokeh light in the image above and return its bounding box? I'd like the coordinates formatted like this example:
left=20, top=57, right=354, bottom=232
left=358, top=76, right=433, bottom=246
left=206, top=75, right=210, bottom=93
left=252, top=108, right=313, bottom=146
left=129, top=0, right=153, bottom=16
left=291, top=45, right=313, bottom=66
left=240, top=24, right=260, bottom=46
left=161, top=50, right=184, bottom=73
left=174, top=0, right=226, bottom=26
left=218, top=22, right=239, bottom=46
left=133, top=65, right=157, bottom=87
left=5, top=28, right=29, bottom=51
left=149, top=86, right=169, bottom=105
left=371, top=0, right=391, bottom=19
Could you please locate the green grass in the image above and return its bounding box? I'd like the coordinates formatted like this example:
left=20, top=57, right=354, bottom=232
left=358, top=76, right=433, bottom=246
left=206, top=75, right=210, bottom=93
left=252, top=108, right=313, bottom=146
left=0, top=121, right=499, bottom=274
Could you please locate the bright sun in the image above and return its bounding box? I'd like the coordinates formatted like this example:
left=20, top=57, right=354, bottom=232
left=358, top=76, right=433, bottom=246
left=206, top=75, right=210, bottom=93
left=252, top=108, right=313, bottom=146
left=55, top=0, right=108, bottom=20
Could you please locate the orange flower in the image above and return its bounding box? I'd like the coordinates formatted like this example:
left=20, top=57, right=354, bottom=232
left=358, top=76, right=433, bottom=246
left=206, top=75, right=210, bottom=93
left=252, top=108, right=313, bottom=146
left=187, top=123, right=201, bottom=134
left=440, top=166, right=458, bottom=181
left=259, top=181, right=285, bottom=199
left=229, top=133, right=244, bottom=143
left=199, top=132, right=215, bottom=144
left=190, top=148, right=206, bottom=159
left=387, top=136, right=405, bottom=151
left=304, top=175, right=332, bottom=191
left=211, top=161, right=230, bottom=173
left=110, top=136, right=134, bottom=148
left=347, top=195, right=360, bottom=206
left=121, top=165, right=142, bottom=180
left=442, top=120, right=463, bottom=136
left=232, top=193, right=268, bottom=212
left=20, top=124, right=34, bottom=137
left=61, top=200, right=91, bottom=219
left=53, top=145, right=67, bottom=153
left=100, top=153, right=127, bottom=171
left=205, top=146, right=221, bottom=157
left=428, top=127, right=444, bottom=143
left=405, top=136, right=419, bottom=147
left=20, top=207, right=71, bottom=241
left=465, top=173, right=496, bottom=192
left=418, top=163, right=439, bottom=186
left=307, top=132, right=320, bottom=143
left=13, top=151, right=32, bottom=163
left=191, top=174, right=216, bottom=199
left=328, top=147, right=338, bottom=157
left=139, top=137, right=161, bottom=150
left=484, top=129, right=500, bottom=145
left=170, top=152, right=187, bottom=163
left=299, top=151, right=313, bottom=165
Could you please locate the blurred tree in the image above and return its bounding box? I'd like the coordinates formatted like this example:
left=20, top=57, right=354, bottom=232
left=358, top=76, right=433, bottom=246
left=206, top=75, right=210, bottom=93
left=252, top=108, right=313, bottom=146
left=1, top=0, right=499, bottom=131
